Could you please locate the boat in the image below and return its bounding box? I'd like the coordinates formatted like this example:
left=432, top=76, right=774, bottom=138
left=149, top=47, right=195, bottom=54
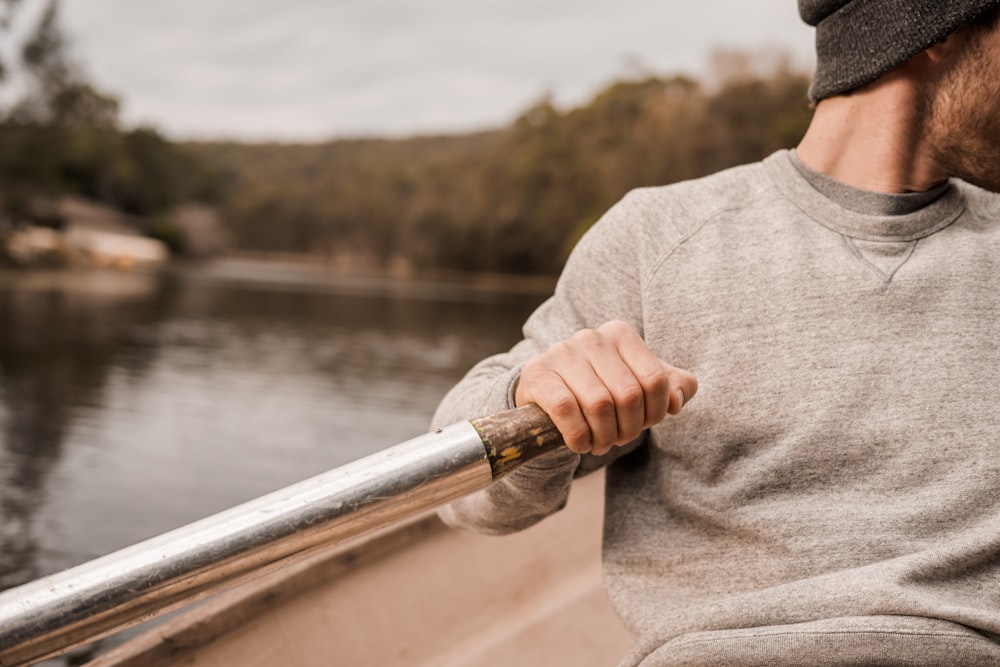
left=0, top=406, right=633, bottom=667
left=88, top=471, right=631, bottom=667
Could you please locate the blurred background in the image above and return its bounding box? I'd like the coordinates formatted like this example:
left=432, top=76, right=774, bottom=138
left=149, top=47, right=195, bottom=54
left=0, top=0, right=816, bottom=662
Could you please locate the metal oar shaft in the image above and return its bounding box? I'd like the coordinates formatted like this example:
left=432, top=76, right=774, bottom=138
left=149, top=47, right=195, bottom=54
left=0, top=405, right=563, bottom=667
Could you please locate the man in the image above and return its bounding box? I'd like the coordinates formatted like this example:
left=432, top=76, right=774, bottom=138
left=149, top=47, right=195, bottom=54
left=433, top=2, right=1000, bottom=665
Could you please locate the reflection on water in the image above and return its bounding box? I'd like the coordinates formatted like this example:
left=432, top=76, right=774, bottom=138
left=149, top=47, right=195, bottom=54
left=0, top=261, right=548, bottom=641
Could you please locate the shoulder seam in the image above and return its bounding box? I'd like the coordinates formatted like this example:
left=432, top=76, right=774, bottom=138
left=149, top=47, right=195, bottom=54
left=641, top=183, right=770, bottom=291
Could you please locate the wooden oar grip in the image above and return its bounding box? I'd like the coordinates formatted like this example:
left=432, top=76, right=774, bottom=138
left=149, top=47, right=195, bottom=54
left=470, top=404, right=565, bottom=478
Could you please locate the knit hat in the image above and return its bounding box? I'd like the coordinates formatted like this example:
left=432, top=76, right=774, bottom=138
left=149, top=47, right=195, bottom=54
left=801, top=0, right=1000, bottom=101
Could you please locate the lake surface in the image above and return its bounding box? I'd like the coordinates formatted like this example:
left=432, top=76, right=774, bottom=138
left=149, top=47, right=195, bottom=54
left=0, top=259, right=550, bottom=662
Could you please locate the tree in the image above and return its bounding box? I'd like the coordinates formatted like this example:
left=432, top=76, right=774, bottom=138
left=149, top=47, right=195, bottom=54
left=0, top=0, right=224, bottom=230
left=187, top=59, right=813, bottom=275
left=0, top=0, right=24, bottom=85
left=1, top=0, right=118, bottom=126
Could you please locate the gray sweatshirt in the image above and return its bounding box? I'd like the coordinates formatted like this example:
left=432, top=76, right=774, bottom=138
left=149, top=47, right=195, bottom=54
left=433, top=150, right=1000, bottom=666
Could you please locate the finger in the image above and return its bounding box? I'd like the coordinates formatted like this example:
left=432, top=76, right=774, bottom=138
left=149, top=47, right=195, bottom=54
left=516, top=346, right=602, bottom=454
left=541, top=385, right=594, bottom=455
left=613, top=327, right=671, bottom=429
left=562, top=329, right=635, bottom=453
left=560, top=330, right=624, bottom=455
left=665, top=366, right=699, bottom=415
left=516, top=370, right=593, bottom=454
left=553, top=353, right=618, bottom=454
left=585, top=351, right=645, bottom=452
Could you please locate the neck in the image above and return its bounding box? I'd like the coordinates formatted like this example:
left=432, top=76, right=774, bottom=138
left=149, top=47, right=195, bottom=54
left=796, top=69, right=948, bottom=194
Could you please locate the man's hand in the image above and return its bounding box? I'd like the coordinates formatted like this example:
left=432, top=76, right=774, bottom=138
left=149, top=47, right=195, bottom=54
left=514, top=320, right=698, bottom=456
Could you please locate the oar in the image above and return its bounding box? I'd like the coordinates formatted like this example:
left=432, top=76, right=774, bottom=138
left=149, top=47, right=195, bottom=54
left=0, top=404, right=563, bottom=667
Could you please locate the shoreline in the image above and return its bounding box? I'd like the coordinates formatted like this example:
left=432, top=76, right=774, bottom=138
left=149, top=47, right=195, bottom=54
left=0, top=253, right=559, bottom=305
left=206, top=251, right=560, bottom=294
left=169, top=255, right=558, bottom=304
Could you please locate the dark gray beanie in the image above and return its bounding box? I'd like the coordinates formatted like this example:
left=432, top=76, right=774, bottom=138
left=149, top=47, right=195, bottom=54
left=801, top=0, right=1000, bottom=101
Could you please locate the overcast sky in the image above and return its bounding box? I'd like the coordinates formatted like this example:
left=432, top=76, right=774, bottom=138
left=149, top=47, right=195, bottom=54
left=26, top=0, right=816, bottom=142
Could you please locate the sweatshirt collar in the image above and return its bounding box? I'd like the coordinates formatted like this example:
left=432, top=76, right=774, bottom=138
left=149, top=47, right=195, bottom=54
left=763, top=150, right=966, bottom=242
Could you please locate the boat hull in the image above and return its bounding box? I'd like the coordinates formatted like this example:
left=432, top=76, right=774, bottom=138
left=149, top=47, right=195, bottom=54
left=88, top=471, right=632, bottom=667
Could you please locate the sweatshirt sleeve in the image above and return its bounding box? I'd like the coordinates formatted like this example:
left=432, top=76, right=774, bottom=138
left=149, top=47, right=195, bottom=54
left=433, top=191, right=649, bottom=535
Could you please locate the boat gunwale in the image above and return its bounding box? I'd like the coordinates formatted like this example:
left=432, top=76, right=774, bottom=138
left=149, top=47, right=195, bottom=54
left=86, top=514, right=446, bottom=667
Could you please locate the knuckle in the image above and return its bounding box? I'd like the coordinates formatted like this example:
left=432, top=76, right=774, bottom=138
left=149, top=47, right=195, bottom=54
left=616, top=381, right=644, bottom=410
left=639, top=366, right=669, bottom=393
left=547, top=394, right=578, bottom=420
left=522, top=352, right=550, bottom=375
left=599, top=319, right=630, bottom=334
left=569, top=327, right=601, bottom=348
left=617, top=382, right=646, bottom=405
left=564, top=426, right=592, bottom=447
left=519, top=365, right=554, bottom=392
left=598, top=320, right=633, bottom=341
left=580, top=391, right=615, bottom=418
left=540, top=340, right=570, bottom=362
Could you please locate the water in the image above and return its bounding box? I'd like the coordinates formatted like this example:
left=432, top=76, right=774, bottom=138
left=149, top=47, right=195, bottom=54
left=0, top=260, right=550, bottom=661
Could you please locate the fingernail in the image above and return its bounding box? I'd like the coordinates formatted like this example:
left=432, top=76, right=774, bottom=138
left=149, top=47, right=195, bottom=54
left=676, top=388, right=685, bottom=410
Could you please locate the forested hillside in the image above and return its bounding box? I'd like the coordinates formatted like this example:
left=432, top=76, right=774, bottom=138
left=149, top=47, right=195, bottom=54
left=187, top=67, right=812, bottom=275
left=2, top=0, right=814, bottom=275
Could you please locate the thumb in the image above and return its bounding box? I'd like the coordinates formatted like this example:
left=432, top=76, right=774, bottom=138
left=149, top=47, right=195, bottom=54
left=662, top=362, right=698, bottom=415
